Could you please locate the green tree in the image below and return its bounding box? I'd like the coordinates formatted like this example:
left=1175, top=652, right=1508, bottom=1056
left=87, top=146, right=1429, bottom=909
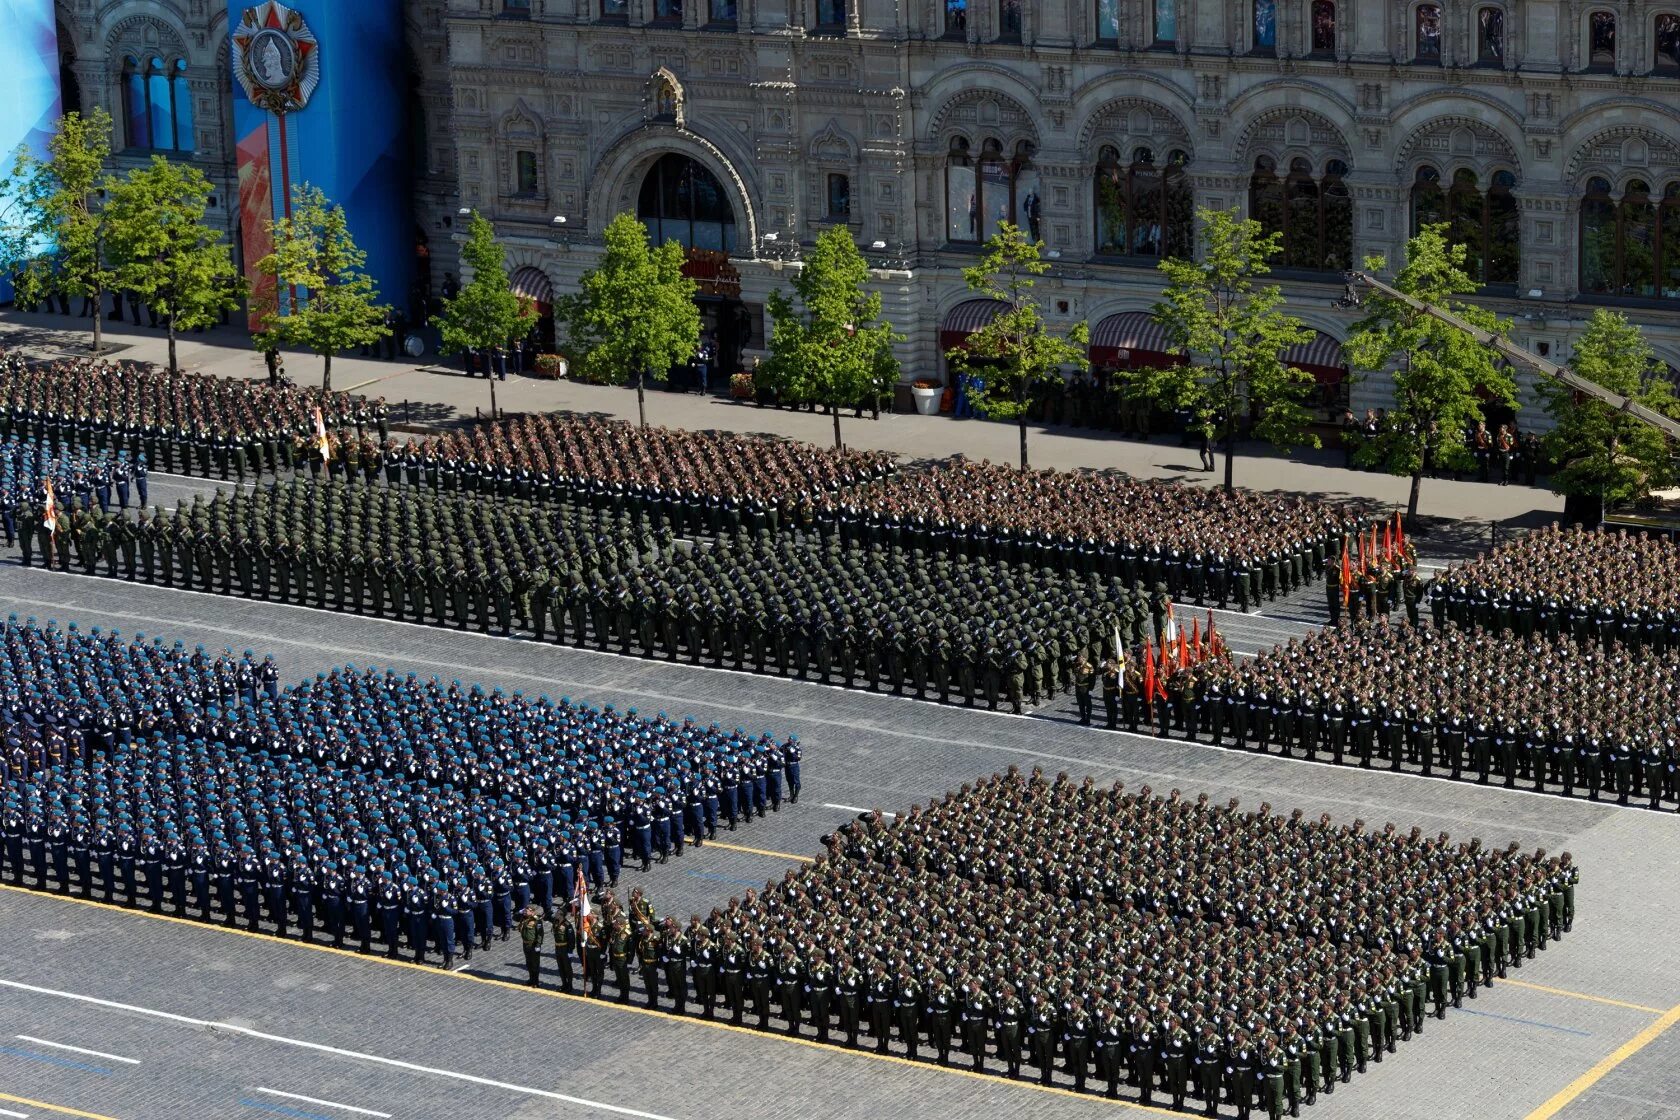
left=1345, top=223, right=1515, bottom=525
left=431, top=211, right=538, bottom=420
left=1539, top=308, right=1679, bottom=513
left=761, top=226, right=902, bottom=448
left=0, top=109, right=117, bottom=353
left=1134, top=207, right=1316, bottom=493
left=103, top=156, right=244, bottom=374
left=560, top=212, right=700, bottom=428
left=947, top=222, right=1088, bottom=469
left=253, top=183, right=390, bottom=392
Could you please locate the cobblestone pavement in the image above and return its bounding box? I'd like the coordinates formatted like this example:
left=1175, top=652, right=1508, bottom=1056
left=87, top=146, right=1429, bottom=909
left=0, top=565, right=1675, bottom=1120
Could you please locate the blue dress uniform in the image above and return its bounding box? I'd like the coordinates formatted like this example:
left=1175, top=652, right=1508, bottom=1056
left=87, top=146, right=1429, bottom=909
left=597, top=821, right=620, bottom=888
left=403, top=881, right=430, bottom=962
left=162, top=836, right=185, bottom=915
left=376, top=875, right=403, bottom=957
left=0, top=617, right=808, bottom=965
left=429, top=886, right=457, bottom=967
left=290, top=859, right=316, bottom=942
left=782, top=736, right=802, bottom=804
left=470, top=872, right=495, bottom=952
left=319, top=865, right=346, bottom=948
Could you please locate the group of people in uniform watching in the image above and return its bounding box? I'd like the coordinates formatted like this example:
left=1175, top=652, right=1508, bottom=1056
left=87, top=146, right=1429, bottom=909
left=0, top=619, right=799, bottom=966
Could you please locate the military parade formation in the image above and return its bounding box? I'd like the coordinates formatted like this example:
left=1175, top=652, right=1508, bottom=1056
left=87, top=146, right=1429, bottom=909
left=0, top=618, right=798, bottom=963
left=506, top=769, right=1575, bottom=1118
left=0, top=351, right=1636, bottom=1116
left=0, top=353, right=374, bottom=479
left=809, top=457, right=1370, bottom=605
left=1431, top=522, right=1680, bottom=643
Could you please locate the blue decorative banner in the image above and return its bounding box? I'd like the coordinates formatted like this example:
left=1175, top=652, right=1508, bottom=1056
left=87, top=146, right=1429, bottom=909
left=230, top=0, right=412, bottom=326
left=0, top=0, right=61, bottom=304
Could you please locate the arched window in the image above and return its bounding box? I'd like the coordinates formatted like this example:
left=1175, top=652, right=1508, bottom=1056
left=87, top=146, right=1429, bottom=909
left=1477, top=7, right=1505, bottom=63
left=1416, top=4, right=1442, bottom=60
left=122, top=56, right=147, bottom=149
left=1311, top=0, right=1336, bottom=54
left=1581, top=177, right=1617, bottom=294
left=1578, top=178, right=1680, bottom=299
left=146, top=56, right=171, bottom=147
left=1656, top=14, right=1680, bottom=71
left=1414, top=167, right=1518, bottom=285
left=1153, top=0, right=1177, bottom=44
left=1251, top=156, right=1351, bottom=272
left=1095, top=146, right=1192, bottom=259
left=1012, top=141, right=1042, bottom=241
left=1411, top=165, right=1446, bottom=230
left=636, top=153, right=737, bottom=252
left=945, top=0, right=967, bottom=35
left=1487, top=169, right=1519, bottom=283
left=171, top=59, right=193, bottom=153
left=999, top=0, right=1023, bottom=38
left=946, top=137, right=977, bottom=242
left=1097, top=0, right=1121, bottom=40
left=1663, top=184, right=1680, bottom=297
left=1253, top=0, right=1277, bottom=51
left=120, top=55, right=191, bottom=152
left=1588, top=11, right=1616, bottom=68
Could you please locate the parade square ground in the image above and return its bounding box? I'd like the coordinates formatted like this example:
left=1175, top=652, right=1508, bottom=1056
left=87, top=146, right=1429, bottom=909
left=0, top=562, right=1675, bottom=1120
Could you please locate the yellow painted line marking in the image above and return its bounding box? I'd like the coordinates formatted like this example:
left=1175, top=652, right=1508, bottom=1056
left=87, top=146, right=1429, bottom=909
left=0, top=884, right=1181, bottom=1114
left=1503, top=979, right=1666, bottom=1016
left=704, top=841, right=814, bottom=863
left=0, top=1091, right=120, bottom=1120
left=1524, top=1002, right=1680, bottom=1120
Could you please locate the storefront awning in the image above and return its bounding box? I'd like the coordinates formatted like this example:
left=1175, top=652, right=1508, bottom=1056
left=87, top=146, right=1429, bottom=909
left=939, top=299, right=1011, bottom=351
left=1283, top=330, right=1347, bottom=384
left=509, top=266, right=555, bottom=308
left=1089, top=311, right=1178, bottom=368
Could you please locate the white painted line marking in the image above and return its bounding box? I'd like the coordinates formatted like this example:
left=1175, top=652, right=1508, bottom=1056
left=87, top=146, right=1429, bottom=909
left=14, top=1034, right=140, bottom=1065
left=821, top=803, right=871, bottom=814
left=0, top=981, right=679, bottom=1120
left=0, top=1106, right=31, bottom=1118
left=254, top=1088, right=391, bottom=1118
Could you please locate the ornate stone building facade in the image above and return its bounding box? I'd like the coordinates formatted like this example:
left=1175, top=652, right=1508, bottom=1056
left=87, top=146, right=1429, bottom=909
left=445, top=0, right=1680, bottom=425
left=49, top=1, right=1680, bottom=425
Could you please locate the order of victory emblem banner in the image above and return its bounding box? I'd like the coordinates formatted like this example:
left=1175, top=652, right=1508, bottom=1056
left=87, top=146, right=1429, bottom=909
left=232, top=1, right=320, bottom=115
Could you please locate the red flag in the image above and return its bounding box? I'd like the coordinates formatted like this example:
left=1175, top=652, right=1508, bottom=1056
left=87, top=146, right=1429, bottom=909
left=1190, top=617, right=1202, bottom=665
left=575, top=870, right=593, bottom=952
left=1341, top=542, right=1352, bottom=607
left=1370, top=524, right=1379, bottom=569
left=1143, top=640, right=1159, bottom=705
left=1395, top=509, right=1407, bottom=559
left=1178, top=628, right=1190, bottom=671
left=1384, top=521, right=1394, bottom=563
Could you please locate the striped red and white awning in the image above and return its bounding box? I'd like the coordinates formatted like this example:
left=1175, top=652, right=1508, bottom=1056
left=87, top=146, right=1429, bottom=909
left=509, top=266, right=555, bottom=307
left=939, top=299, right=1012, bottom=351
left=1283, top=331, right=1345, bottom=370
left=1089, top=311, right=1171, bottom=353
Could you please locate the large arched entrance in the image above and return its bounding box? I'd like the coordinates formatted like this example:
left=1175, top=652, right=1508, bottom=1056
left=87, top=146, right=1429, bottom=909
left=637, top=153, right=748, bottom=390
left=637, top=153, right=738, bottom=253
